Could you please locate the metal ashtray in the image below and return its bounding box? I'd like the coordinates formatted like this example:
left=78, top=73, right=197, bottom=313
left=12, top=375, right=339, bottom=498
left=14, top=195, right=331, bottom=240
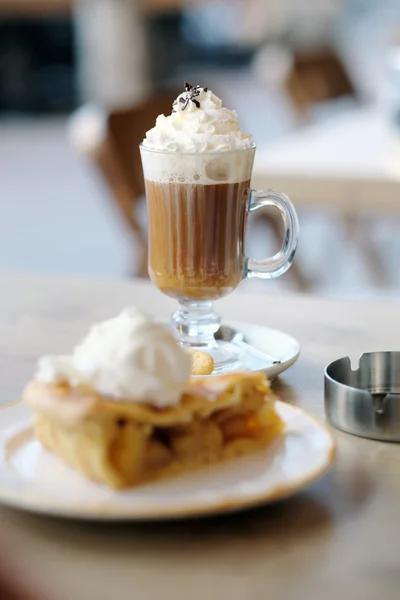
left=325, top=352, right=400, bottom=441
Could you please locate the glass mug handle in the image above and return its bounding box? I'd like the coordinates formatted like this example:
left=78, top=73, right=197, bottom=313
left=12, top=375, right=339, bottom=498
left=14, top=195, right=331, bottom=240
left=245, top=189, right=299, bottom=279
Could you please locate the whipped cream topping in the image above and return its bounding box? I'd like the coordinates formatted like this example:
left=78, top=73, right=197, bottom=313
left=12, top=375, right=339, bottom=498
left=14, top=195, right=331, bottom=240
left=143, top=83, right=253, bottom=153
left=35, top=308, right=192, bottom=408
left=35, top=355, right=79, bottom=385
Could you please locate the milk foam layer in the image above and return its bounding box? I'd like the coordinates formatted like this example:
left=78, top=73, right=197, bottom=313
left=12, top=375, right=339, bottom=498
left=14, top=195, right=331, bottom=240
left=141, top=84, right=254, bottom=185
left=35, top=308, right=192, bottom=407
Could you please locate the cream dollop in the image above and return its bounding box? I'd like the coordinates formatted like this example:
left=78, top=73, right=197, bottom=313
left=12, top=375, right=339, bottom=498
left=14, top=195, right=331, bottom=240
left=143, top=85, right=253, bottom=153
left=35, top=308, right=192, bottom=408
left=35, top=355, right=79, bottom=385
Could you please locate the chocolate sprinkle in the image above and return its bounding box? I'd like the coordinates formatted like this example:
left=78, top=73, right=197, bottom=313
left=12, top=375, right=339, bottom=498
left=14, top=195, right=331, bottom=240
left=172, top=81, right=207, bottom=112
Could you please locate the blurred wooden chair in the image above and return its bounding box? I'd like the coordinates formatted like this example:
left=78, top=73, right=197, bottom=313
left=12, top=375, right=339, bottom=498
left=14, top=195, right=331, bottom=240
left=67, top=94, right=175, bottom=277
left=285, top=47, right=356, bottom=118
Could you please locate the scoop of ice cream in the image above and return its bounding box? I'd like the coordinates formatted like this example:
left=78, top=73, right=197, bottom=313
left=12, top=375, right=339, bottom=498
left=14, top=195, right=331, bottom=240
left=143, top=83, right=253, bottom=153
left=35, top=308, right=192, bottom=408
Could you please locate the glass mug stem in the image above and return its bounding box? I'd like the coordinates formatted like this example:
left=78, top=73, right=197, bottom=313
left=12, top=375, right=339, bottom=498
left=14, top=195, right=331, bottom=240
left=172, top=300, right=241, bottom=370
left=172, top=300, right=220, bottom=348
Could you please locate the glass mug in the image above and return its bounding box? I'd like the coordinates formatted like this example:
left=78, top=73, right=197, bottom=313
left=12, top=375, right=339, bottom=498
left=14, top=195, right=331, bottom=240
left=140, top=144, right=299, bottom=373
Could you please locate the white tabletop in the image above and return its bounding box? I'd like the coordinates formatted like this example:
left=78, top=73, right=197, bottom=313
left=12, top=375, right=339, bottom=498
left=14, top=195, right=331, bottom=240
left=252, top=107, right=400, bottom=212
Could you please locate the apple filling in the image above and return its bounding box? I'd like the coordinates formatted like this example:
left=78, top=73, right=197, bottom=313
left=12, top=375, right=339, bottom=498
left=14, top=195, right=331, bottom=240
left=27, top=372, right=284, bottom=489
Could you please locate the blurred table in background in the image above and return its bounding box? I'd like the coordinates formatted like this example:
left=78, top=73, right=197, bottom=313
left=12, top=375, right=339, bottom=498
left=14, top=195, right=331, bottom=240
left=253, top=107, right=400, bottom=286
left=253, top=107, right=400, bottom=211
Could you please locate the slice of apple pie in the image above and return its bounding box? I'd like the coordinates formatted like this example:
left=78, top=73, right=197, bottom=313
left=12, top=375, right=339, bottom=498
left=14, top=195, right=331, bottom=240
left=23, top=372, right=283, bottom=489
left=22, top=308, right=283, bottom=489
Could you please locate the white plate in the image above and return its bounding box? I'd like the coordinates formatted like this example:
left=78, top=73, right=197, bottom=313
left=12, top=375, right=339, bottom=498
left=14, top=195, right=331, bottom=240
left=223, top=321, right=300, bottom=379
left=0, top=401, right=334, bottom=521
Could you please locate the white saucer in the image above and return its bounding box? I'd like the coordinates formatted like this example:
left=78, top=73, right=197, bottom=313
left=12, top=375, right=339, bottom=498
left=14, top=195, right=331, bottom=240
left=0, top=401, right=334, bottom=521
left=220, top=321, right=300, bottom=379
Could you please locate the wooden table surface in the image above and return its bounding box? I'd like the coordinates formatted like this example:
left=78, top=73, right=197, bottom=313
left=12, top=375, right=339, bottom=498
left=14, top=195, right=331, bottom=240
left=1, top=273, right=400, bottom=600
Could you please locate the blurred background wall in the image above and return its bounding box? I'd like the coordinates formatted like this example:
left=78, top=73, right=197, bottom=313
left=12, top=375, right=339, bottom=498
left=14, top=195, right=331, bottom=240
left=0, top=0, right=400, bottom=298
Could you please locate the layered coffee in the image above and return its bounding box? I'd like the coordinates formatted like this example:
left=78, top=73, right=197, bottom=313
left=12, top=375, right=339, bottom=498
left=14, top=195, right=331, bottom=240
left=145, top=179, right=250, bottom=301
left=141, top=82, right=254, bottom=303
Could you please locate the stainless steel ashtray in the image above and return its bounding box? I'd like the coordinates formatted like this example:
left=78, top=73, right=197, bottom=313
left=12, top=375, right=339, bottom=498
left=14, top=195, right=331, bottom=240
left=325, top=352, right=400, bottom=441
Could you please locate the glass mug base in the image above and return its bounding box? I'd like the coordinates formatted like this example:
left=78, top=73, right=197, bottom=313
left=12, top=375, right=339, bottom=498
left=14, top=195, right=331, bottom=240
left=174, top=336, right=277, bottom=375
left=171, top=301, right=274, bottom=375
